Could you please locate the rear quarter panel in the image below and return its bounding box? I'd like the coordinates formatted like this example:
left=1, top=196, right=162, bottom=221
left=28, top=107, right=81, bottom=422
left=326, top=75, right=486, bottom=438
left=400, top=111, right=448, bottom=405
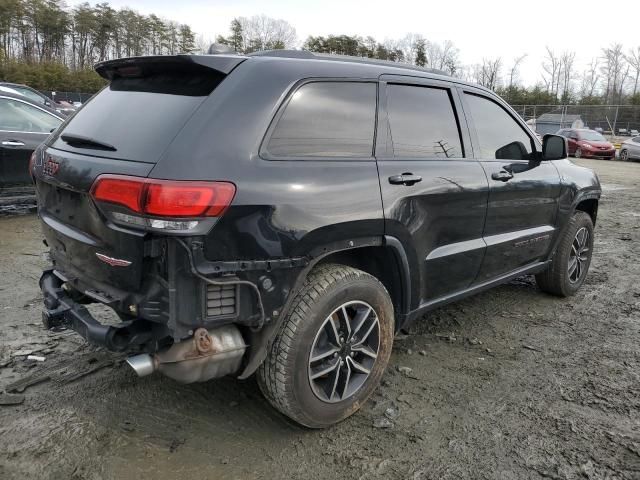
left=148, top=59, right=385, bottom=261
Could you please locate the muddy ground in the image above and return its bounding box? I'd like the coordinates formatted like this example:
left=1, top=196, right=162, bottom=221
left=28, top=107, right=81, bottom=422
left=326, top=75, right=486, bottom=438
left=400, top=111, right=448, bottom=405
left=0, top=158, right=639, bottom=480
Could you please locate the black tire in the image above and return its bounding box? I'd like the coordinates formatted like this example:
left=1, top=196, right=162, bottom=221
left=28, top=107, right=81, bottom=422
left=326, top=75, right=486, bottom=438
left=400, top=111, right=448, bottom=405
left=536, top=211, right=594, bottom=297
left=620, top=149, right=628, bottom=161
left=257, top=264, right=394, bottom=428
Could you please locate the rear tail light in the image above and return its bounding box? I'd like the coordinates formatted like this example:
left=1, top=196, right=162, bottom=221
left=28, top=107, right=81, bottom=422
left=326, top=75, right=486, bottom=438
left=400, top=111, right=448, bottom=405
left=90, top=174, right=236, bottom=231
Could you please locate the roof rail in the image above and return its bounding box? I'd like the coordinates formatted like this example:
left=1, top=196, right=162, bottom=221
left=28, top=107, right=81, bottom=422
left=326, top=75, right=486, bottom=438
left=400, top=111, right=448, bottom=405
left=246, top=49, right=449, bottom=76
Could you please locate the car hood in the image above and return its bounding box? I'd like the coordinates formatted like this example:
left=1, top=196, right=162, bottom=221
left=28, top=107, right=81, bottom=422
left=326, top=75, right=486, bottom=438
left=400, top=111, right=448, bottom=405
left=580, top=140, right=612, bottom=148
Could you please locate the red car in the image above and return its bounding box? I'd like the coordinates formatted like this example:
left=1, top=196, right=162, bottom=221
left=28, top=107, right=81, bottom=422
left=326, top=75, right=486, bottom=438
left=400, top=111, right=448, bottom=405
left=557, top=128, right=616, bottom=159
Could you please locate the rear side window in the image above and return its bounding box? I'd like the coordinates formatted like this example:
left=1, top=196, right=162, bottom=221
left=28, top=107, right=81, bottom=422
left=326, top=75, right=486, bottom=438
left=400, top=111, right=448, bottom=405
left=386, top=84, right=463, bottom=159
left=265, top=82, right=376, bottom=158
left=53, top=66, right=225, bottom=162
left=464, top=93, right=533, bottom=160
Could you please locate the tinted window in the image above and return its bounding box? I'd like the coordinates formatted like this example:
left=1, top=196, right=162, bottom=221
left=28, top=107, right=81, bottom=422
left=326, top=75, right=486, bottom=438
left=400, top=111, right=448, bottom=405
left=387, top=84, right=462, bottom=158
left=266, top=82, right=376, bottom=158
left=633, top=137, right=640, bottom=143
left=464, top=93, right=533, bottom=160
left=0, top=98, right=61, bottom=133
left=54, top=67, right=225, bottom=162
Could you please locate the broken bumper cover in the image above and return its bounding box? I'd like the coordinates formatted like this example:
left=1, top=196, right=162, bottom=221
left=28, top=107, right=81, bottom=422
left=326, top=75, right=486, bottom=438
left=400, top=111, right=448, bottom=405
left=40, top=269, right=169, bottom=352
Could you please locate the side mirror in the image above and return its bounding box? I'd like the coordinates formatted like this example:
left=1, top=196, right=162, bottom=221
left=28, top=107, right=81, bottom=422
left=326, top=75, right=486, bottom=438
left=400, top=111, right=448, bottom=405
left=542, top=134, right=567, bottom=160
left=496, top=141, right=528, bottom=160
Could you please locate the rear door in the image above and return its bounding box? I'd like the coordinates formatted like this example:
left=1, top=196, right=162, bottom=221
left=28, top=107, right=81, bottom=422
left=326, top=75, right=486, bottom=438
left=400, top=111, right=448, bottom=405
left=0, top=96, right=61, bottom=185
left=459, top=88, right=561, bottom=282
left=376, top=76, right=488, bottom=303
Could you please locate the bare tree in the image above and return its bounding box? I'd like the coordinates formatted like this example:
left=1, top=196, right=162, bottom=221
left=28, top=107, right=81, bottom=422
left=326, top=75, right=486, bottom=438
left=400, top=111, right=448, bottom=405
left=625, top=46, right=640, bottom=96
left=560, top=51, right=576, bottom=102
left=237, top=15, right=297, bottom=52
left=508, top=54, right=527, bottom=89
left=541, top=47, right=561, bottom=100
left=474, top=57, right=502, bottom=89
left=600, top=44, right=627, bottom=103
left=579, top=58, right=600, bottom=98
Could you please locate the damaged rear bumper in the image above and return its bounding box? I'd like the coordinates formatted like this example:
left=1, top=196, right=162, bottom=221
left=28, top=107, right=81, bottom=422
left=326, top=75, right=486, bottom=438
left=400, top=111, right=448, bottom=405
left=40, top=269, right=170, bottom=352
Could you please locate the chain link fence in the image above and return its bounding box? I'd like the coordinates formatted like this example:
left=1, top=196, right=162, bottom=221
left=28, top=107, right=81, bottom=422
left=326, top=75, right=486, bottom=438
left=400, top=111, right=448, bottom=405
left=511, top=105, right=640, bottom=137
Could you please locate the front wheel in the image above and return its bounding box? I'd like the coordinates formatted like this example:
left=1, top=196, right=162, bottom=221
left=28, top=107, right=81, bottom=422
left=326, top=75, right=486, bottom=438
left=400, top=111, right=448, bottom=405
left=257, top=264, right=394, bottom=428
left=574, top=148, right=582, bottom=159
left=536, top=211, right=594, bottom=296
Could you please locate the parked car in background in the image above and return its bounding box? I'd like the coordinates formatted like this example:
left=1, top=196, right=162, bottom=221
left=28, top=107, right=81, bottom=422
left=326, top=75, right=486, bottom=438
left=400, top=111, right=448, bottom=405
left=619, top=136, right=640, bottom=161
left=556, top=128, right=615, bottom=160
left=0, top=82, right=76, bottom=116
left=0, top=91, right=63, bottom=185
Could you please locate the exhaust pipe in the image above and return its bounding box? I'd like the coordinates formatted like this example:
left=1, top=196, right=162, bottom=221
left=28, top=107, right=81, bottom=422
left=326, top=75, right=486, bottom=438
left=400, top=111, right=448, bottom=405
left=126, top=353, right=155, bottom=377
left=126, top=325, right=246, bottom=383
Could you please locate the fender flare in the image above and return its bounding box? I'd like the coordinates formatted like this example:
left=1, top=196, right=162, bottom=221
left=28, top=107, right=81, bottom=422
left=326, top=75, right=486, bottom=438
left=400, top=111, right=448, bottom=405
left=237, top=235, right=414, bottom=379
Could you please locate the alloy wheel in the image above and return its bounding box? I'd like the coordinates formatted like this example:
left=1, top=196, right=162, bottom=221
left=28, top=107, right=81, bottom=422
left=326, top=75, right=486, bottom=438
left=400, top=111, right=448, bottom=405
left=568, top=227, right=590, bottom=284
left=308, top=301, right=380, bottom=403
left=620, top=149, right=628, bottom=161
left=575, top=148, right=582, bottom=158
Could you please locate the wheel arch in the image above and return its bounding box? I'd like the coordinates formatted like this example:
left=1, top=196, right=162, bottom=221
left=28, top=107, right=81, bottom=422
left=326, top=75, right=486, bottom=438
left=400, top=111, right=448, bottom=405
left=238, top=235, right=415, bottom=378
left=574, top=197, right=598, bottom=227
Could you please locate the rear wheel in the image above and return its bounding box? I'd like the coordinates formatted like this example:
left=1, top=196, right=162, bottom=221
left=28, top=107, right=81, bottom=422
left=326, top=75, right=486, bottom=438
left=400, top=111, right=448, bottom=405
left=536, top=211, right=594, bottom=296
left=257, top=264, right=394, bottom=428
left=620, top=149, right=628, bottom=161
left=574, top=147, right=582, bottom=159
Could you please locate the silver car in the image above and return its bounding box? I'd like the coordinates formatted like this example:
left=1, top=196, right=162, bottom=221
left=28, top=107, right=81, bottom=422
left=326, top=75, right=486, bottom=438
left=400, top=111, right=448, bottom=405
left=620, top=136, right=640, bottom=161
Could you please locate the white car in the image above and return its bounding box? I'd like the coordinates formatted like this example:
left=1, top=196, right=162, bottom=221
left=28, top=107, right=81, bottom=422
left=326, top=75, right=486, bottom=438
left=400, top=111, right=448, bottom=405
left=619, top=136, right=640, bottom=161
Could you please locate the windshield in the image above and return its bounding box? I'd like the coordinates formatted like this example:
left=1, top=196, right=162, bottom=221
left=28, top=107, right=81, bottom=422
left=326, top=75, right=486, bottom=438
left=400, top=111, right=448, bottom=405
left=579, top=131, right=606, bottom=141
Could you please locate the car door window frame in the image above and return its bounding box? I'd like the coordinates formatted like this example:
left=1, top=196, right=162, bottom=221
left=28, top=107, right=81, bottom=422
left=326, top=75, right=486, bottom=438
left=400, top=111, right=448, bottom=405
left=0, top=95, right=61, bottom=134
left=260, top=78, right=379, bottom=162
left=376, top=75, right=473, bottom=161
left=458, top=87, right=540, bottom=162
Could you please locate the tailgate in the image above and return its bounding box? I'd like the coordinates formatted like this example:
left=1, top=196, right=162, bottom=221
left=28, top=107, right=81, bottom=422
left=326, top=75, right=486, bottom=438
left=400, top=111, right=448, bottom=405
left=36, top=148, right=154, bottom=292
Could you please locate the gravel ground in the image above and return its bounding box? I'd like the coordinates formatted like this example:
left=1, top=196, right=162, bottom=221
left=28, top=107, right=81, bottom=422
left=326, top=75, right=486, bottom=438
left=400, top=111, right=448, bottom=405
left=0, top=158, right=639, bottom=480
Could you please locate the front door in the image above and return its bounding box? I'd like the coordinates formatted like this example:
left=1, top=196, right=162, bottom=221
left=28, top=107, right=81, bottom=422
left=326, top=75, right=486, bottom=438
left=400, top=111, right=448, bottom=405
left=376, top=77, right=488, bottom=305
left=459, top=89, right=561, bottom=282
left=0, top=96, right=61, bottom=185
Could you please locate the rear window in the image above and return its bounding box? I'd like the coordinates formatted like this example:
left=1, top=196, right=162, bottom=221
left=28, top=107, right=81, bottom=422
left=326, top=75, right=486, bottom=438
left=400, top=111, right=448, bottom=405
left=52, top=67, right=225, bottom=162
left=264, top=82, right=376, bottom=158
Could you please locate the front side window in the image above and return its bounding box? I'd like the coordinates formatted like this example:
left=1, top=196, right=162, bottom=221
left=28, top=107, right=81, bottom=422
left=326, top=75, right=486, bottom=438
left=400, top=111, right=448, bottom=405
left=265, top=82, right=376, bottom=158
left=0, top=98, right=61, bottom=133
left=464, top=93, right=534, bottom=160
left=386, top=84, right=463, bottom=159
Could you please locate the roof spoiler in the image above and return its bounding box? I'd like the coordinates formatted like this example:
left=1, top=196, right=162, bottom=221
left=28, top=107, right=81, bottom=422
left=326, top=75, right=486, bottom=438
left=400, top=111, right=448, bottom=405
left=95, top=54, right=247, bottom=80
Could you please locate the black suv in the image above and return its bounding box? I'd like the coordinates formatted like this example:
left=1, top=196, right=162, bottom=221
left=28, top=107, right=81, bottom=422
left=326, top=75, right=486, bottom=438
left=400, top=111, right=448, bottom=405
left=34, top=51, right=601, bottom=427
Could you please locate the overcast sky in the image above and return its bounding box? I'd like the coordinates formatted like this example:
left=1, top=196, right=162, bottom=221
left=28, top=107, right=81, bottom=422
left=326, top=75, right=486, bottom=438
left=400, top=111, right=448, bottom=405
left=69, top=0, right=638, bottom=86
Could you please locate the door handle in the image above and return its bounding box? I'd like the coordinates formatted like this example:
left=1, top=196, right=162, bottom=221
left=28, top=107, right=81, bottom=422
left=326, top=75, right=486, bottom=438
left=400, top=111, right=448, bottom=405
left=1, top=140, right=25, bottom=147
left=389, top=173, right=423, bottom=186
left=491, top=170, right=514, bottom=182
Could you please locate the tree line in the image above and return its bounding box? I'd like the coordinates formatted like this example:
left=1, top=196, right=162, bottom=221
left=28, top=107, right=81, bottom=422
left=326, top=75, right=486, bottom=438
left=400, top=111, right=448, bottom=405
left=0, top=0, right=197, bottom=91
left=217, top=18, right=640, bottom=106
left=1, top=4, right=639, bottom=106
